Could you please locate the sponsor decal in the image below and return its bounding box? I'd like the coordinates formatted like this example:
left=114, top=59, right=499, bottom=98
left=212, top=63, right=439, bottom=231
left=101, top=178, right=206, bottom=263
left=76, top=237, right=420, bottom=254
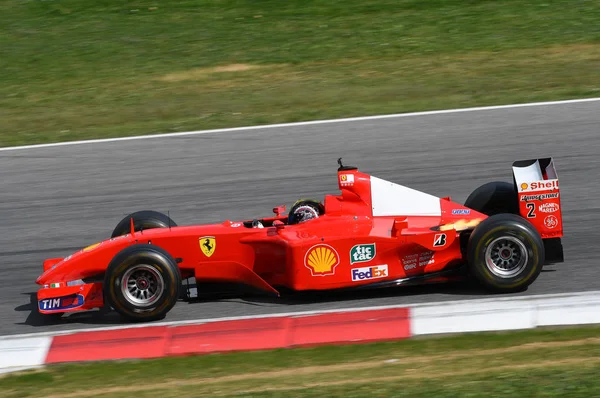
left=539, top=203, right=559, bottom=213
left=304, top=244, right=340, bottom=276
left=520, top=179, right=559, bottom=192
left=351, top=264, right=388, bottom=281
left=231, top=222, right=242, bottom=227
left=544, top=215, right=559, bottom=229
left=50, top=283, right=61, bottom=288
left=521, top=192, right=559, bottom=202
left=451, top=209, right=471, bottom=215
left=403, top=251, right=435, bottom=270
left=433, top=233, right=447, bottom=247
left=199, top=236, right=216, bottom=257
left=350, top=243, right=376, bottom=264
left=38, top=294, right=84, bottom=311
left=82, top=242, right=102, bottom=252
left=339, top=174, right=354, bottom=186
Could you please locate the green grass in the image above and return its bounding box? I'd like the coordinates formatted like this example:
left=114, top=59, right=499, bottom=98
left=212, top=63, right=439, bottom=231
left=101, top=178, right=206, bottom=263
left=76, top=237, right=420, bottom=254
left=1, top=0, right=600, bottom=147
left=2, top=325, right=600, bottom=397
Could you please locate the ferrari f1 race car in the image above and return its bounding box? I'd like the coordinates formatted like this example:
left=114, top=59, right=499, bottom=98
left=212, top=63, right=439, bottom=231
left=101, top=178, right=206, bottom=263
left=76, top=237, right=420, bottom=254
left=36, top=158, right=564, bottom=322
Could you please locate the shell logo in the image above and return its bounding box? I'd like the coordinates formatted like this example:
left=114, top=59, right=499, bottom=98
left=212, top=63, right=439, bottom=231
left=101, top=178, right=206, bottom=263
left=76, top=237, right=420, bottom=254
left=304, top=244, right=340, bottom=276
left=520, top=183, right=528, bottom=191
left=341, top=175, right=347, bottom=181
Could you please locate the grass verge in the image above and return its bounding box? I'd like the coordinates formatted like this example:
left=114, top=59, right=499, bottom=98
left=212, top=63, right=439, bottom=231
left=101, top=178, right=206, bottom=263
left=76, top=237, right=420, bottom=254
left=2, top=0, right=600, bottom=147
left=2, top=325, right=600, bottom=397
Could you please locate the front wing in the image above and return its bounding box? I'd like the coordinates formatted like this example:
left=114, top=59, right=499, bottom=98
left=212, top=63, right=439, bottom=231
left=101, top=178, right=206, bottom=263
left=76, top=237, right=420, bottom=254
left=37, top=282, right=103, bottom=314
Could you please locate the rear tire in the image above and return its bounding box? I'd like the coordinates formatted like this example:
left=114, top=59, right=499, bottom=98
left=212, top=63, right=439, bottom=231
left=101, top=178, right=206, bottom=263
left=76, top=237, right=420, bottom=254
left=104, top=244, right=181, bottom=322
left=467, top=213, right=544, bottom=293
left=464, top=181, right=519, bottom=216
left=111, top=210, right=177, bottom=238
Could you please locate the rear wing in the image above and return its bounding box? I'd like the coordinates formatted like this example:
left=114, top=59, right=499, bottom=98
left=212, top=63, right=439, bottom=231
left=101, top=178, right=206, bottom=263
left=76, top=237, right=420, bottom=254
left=512, top=158, right=563, bottom=239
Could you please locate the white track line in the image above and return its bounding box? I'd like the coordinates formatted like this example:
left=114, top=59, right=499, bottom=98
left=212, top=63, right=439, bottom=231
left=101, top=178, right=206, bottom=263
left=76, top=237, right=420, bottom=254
left=2, top=97, right=600, bottom=152
left=2, top=290, right=599, bottom=341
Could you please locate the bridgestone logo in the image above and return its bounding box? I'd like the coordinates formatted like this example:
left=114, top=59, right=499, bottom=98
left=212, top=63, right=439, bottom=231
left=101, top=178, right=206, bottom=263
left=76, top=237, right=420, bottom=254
left=521, top=193, right=559, bottom=202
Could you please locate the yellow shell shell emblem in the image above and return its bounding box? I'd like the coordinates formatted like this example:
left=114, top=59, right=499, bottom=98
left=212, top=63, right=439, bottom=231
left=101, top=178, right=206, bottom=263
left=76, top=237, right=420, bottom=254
left=199, top=236, right=216, bottom=257
left=520, top=183, right=529, bottom=191
left=304, top=244, right=339, bottom=276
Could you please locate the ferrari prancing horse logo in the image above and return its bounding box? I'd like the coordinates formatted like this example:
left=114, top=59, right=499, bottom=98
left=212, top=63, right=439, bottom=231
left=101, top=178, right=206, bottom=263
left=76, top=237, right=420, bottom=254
left=199, top=236, right=216, bottom=257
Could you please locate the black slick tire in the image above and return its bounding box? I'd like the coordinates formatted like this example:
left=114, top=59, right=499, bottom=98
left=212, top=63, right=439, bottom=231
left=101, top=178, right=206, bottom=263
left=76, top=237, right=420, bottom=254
left=104, top=244, right=181, bottom=322
left=111, top=210, right=177, bottom=238
left=467, top=213, right=544, bottom=293
left=464, top=181, right=519, bottom=216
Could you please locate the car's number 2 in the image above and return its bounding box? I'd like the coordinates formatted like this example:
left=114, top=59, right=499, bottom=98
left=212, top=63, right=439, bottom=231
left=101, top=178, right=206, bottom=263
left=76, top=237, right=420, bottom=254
left=526, top=203, right=536, bottom=218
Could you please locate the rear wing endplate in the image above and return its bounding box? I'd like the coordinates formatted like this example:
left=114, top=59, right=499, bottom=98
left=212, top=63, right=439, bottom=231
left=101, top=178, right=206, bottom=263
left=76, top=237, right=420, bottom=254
left=512, top=158, right=563, bottom=239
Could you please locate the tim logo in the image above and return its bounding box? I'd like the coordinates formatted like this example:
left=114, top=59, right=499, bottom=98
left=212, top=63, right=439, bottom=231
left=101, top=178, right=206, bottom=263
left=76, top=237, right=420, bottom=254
left=38, top=295, right=84, bottom=311
left=433, top=233, right=447, bottom=247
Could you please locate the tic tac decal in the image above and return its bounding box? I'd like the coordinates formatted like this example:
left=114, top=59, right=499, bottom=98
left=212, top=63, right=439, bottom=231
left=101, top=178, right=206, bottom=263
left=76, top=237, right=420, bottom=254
left=350, top=243, right=376, bottom=265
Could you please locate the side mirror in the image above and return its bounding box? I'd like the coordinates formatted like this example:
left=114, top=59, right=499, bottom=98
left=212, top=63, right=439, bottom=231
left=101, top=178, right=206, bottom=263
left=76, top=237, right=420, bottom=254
left=273, top=205, right=286, bottom=216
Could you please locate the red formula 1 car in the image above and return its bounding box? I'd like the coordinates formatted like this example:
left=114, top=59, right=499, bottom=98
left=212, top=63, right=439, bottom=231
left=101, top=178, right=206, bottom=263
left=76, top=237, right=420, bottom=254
left=36, top=158, right=564, bottom=322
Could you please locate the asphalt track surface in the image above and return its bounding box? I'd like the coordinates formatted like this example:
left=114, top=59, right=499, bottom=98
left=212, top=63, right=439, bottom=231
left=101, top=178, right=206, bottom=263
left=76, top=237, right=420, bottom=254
left=1, top=100, right=599, bottom=336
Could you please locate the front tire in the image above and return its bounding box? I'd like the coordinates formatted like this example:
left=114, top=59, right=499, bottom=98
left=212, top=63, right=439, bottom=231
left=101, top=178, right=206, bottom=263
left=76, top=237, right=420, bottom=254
left=467, top=213, right=544, bottom=293
left=111, top=210, right=177, bottom=238
left=104, top=244, right=181, bottom=322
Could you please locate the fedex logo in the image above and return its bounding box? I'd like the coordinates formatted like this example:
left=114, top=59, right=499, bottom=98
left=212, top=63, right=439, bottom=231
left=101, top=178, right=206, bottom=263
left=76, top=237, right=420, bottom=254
left=351, top=264, right=388, bottom=281
left=520, top=179, right=559, bottom=192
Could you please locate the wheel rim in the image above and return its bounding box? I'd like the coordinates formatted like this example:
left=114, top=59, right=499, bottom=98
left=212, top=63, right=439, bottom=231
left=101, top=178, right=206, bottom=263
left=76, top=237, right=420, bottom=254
left=121, top=264, right=164, bottom=307
left=484, top=236, right=528, bottom=278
